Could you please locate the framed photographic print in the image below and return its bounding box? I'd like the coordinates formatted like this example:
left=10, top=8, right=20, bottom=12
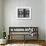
left=16, top=7, right=32, bottom=19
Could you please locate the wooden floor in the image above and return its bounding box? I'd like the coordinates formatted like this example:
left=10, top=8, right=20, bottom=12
left=0, top=40, right=46, bottom=46
left=8, top=40, right=46, bottom=46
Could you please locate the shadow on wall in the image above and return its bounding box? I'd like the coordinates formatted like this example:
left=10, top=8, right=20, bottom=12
left=0, top=31, right=3, bottom=39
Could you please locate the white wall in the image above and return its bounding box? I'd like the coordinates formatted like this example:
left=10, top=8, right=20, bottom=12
left=31, top=0, right=45, bottom=40
left=3, top=0, right=45, bottom=40
left=0, top=0, right=3, bottom=38
left=0, top=0, right=2, bottom=27
left=45, top=0, right=46, bottom=40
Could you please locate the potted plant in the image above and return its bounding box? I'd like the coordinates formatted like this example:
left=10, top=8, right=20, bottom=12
left=0, top=26, right=7, bottom=44
left=3, top=32, right=6, bottom=39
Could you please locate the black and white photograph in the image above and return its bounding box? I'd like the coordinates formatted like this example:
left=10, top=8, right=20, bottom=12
left=18, top=9, right=29, bottom=18
left=16, top=7, right=31, bottom=19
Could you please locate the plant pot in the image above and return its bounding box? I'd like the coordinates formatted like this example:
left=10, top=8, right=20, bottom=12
left=0, top=39, right=7, bottom=44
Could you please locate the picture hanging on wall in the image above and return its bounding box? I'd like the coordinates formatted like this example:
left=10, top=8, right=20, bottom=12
left=16, top=7, right=32, bottom=19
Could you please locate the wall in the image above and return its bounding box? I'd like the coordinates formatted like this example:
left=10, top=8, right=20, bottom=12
left=0, top=0, right=3, bottom=38
left=31, top=0, right=45, bottom=40
left=45, top=0, right=46, bottom=40
left=3, top=0, right=45, bottom=40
